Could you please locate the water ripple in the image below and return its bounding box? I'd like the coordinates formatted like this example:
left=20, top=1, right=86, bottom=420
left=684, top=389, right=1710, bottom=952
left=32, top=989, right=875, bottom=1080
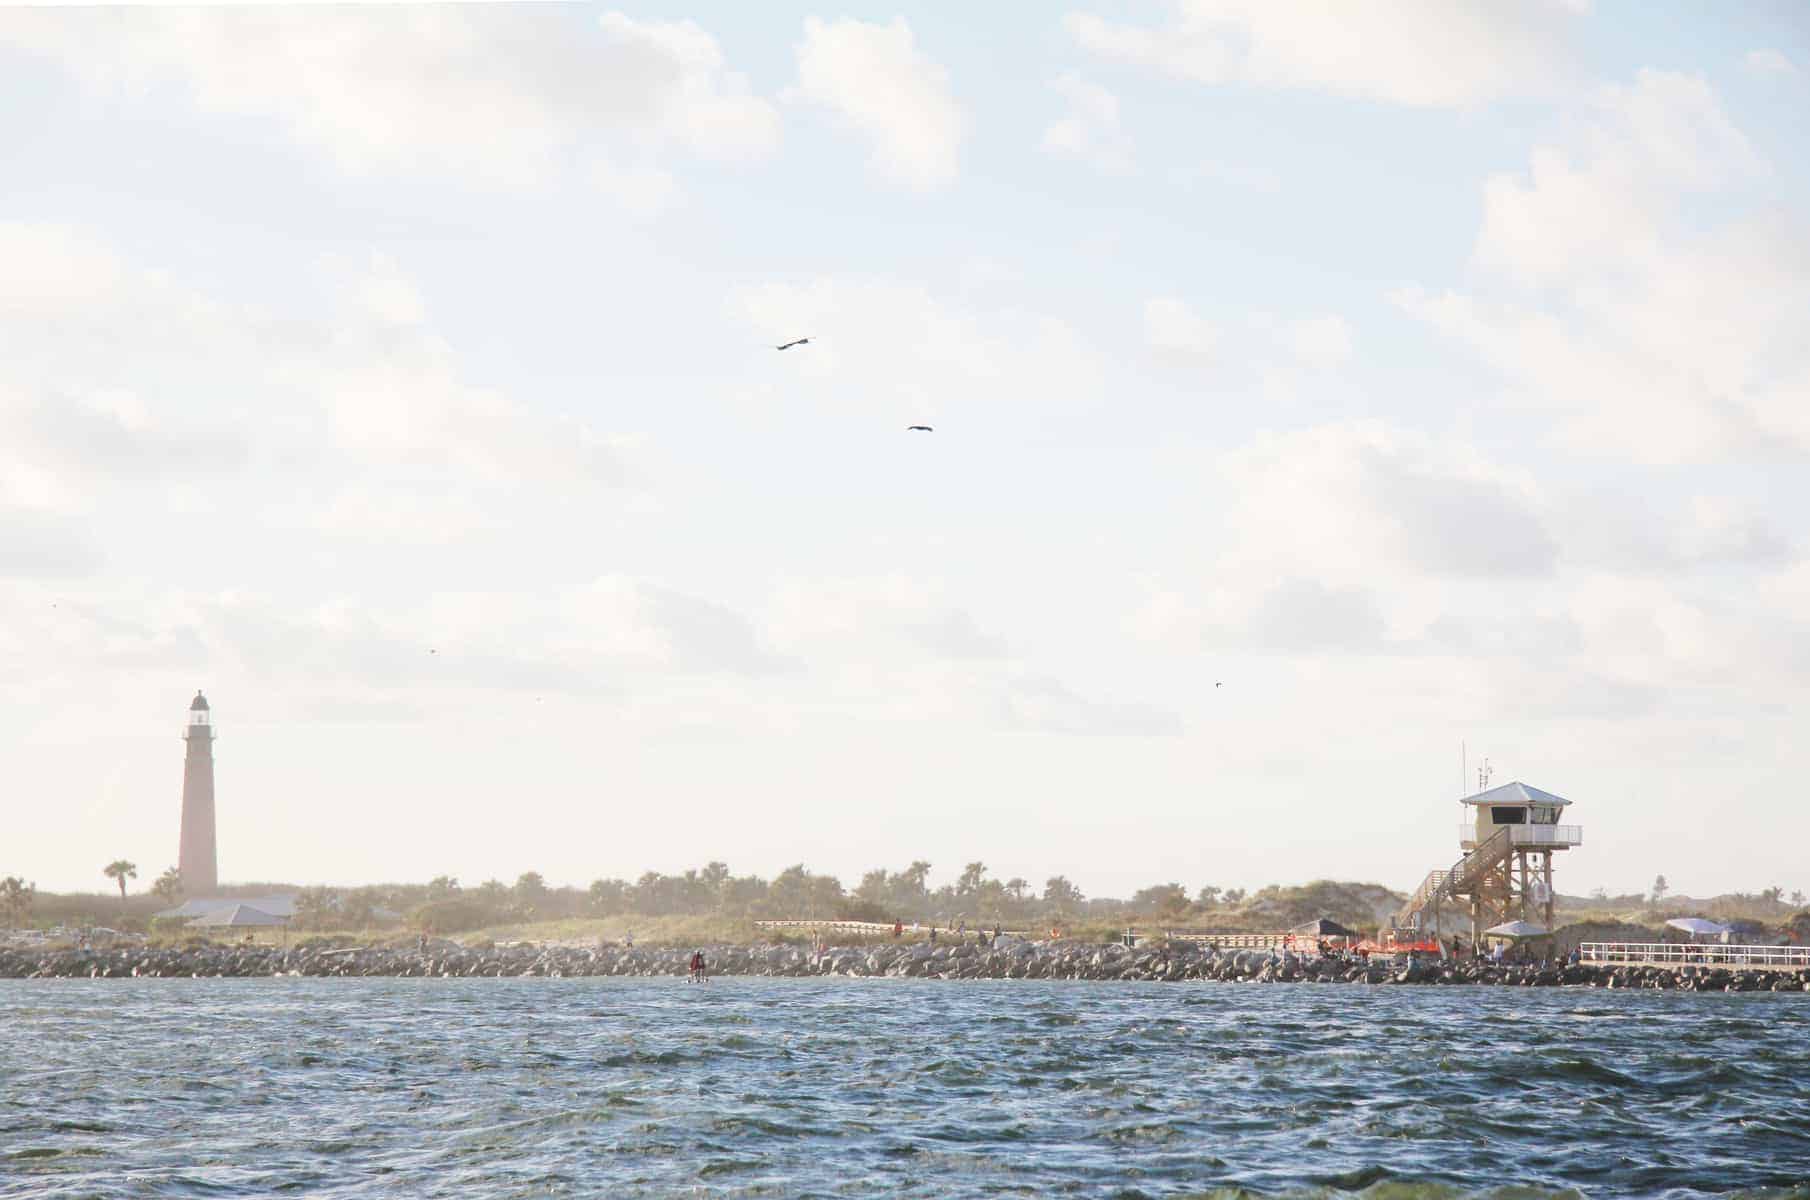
left=1, top=979, right=1807, bottom=1198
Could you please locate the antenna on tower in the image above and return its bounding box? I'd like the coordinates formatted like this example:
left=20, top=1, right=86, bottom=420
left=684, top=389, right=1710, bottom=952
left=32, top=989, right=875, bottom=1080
left=1478, top=757, right=1493, bottom=791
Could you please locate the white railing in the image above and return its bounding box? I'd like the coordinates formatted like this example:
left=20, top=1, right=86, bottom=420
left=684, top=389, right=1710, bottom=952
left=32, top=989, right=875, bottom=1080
left=1162, top=932, right=1291, bottom=948
left=1512, top=824, right=1582, bottom=847
left=1581, top=942, right=1810, bottom=971
left=1460, top=825, right=1583, bottom=847
left=753, top=920, right=1029, bottom=937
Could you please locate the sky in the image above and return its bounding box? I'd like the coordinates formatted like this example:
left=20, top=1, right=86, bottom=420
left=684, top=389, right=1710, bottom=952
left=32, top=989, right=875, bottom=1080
left=2, top=1, right=1807, bottom=901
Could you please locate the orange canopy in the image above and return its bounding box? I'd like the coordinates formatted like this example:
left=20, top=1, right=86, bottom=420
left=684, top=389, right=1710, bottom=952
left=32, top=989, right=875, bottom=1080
left=1356, top=938, right=1443, bottom=954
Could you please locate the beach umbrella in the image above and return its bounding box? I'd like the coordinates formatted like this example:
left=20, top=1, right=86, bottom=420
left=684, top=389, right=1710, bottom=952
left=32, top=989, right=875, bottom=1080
left=1483, top=920, right=1549, bottom=941
left=1665, top=917, right=1729, bottom=938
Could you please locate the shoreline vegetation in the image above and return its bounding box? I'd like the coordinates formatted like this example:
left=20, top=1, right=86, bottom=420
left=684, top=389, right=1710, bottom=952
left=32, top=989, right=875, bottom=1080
left=5, top=938, right=1809, bottom=991
left=6, top=866, right=1808, bottom=955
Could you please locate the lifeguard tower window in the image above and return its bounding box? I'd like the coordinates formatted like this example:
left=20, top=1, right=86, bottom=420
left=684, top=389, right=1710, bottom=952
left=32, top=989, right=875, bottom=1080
left=1490, top=807, right=1527, bottom=825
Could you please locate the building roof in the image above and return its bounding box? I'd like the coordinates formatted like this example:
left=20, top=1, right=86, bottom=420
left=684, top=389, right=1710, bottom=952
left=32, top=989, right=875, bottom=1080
left=1291, top=916, right=1359, bottom=937
left=153, top=894, right=297, bottom=920
left=187, top=904, right=287, bottom=928
left=190, top=691, right=210, bottom=711
left=1460, top=781, right=1571, bottom=809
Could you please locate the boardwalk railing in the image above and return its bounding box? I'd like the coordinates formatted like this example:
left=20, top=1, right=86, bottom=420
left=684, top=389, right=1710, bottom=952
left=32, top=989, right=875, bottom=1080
left=1158, top=932, right=1312, bottom=949
left=753, top=920, right=1029, bottom=937
left=755, top=923, right=1357, bottom=949
left=1581, top=942, right=1810, bottom=971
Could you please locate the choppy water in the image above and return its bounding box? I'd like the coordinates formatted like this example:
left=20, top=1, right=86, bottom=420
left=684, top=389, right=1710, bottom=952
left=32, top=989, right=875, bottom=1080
left=2, top=979, right=1807, bottom=1198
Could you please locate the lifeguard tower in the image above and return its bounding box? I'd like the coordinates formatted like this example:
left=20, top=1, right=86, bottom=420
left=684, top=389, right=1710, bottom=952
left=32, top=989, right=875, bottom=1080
left=1394, top=780, right=1583, bottom=946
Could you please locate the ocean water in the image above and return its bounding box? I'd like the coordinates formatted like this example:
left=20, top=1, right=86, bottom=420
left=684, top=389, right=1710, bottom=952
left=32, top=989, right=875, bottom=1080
left=2, top=978, right=1807, bottom=1198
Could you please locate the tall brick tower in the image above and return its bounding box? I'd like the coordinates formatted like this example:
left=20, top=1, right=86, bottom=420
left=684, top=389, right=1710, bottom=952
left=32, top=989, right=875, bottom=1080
left=178, top=691, right=218, bottom=895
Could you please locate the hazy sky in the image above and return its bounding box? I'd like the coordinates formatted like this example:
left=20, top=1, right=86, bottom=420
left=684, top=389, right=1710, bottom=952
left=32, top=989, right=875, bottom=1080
left=3, top=2, right=1807, bottom=900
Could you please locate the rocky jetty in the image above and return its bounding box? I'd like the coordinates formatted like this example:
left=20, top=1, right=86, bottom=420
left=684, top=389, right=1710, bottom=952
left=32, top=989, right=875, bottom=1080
left=4, top=940, right=1807, bottom=991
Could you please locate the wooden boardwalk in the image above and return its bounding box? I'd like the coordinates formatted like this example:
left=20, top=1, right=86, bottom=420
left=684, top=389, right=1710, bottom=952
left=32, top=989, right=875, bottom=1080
left=1582, top=942, right=1810, bottom=973
left=753, top=920, right=1030, bottom=937
left=754, top=921, right=1320, bottom=948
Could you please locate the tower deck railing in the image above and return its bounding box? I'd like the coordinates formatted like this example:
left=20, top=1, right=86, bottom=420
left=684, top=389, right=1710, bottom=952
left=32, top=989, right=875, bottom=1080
left=1460, top=824, right=1583, bottom=848
left=1581, top=942, right=1810, bottom=972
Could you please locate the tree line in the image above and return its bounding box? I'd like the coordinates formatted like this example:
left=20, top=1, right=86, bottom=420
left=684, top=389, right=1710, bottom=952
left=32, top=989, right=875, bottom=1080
left=285, top=864, right=1260, bottom=934
left=0, top=861, right=1273, bottom=934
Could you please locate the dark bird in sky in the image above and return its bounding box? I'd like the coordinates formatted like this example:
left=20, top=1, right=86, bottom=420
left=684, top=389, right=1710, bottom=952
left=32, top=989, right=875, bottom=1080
left=1215, top=681, right=1222, bottom=687
left=907, top=425, right=933, bottom=432
left=429, top=649, right=437, bottom=655
left=775, top=338, right=810, bottom=351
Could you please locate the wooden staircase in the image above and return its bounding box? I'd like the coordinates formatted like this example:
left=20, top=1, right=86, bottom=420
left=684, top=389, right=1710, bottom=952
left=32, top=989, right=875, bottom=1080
left=1394, top=828, right=1511, bottom=931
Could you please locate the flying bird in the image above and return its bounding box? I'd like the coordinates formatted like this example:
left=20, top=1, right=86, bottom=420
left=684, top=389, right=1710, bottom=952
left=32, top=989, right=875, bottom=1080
left=907, top=425, right=933, bottom=432
left=775, top=338, right=810, bottom=351
left=1215, top=681, right=1222, bottom=687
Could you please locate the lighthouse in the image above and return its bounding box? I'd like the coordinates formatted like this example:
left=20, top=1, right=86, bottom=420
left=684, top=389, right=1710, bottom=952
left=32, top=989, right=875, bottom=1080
left=179, top=691, right=218, bottom=895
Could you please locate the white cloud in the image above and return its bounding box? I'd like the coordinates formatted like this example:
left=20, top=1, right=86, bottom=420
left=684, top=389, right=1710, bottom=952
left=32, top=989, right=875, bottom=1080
left=1676, top=496, right=1792, bottom=567
left=1144, top=296, right=1216, bottom=358
left=1743, top=48, right=1796, bottom=78
left=1122, top=421, right=1577, bottom=661
left=1284, top=314, right=1353, bottom=368
left=1001, top=676, right=1182, bottom=737
left=1214, top=422, right=1557, bottom=585
left=1040, top=74, right=1132, bottom=173
left=0, top=222, right=125, bottom=313
left=789, top=16, right=964, bottom=190
left=730, top=276, right=1106, bottom=419
left=1172, top=161, right=1282, bottom=194
left=0, top=8, right=778, bottom=202
left=1064, top=0, right=1583, bottom=107
left=588, top=157, right=681, bottom=220
left=0, top=223, right=634, bottom=561
left=1401, top=70, right=1809, bottom=462
left=1123, top=415, right=1810, bottom=739
left=0, top=505, right=101, bottom=579
left=1473, top=70, right=1760, bottom=291
left=766, top=574, right=1011, bottom=667
left=1146, top=301, right=1356, bottom=375
left=594, top=12, right=781, bottom=162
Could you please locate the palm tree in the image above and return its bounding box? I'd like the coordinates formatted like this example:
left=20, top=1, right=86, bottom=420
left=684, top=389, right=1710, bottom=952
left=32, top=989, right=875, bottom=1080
left=103, top=860, right=138, bottom=912
left=151, top=867, right=183, bottom=905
